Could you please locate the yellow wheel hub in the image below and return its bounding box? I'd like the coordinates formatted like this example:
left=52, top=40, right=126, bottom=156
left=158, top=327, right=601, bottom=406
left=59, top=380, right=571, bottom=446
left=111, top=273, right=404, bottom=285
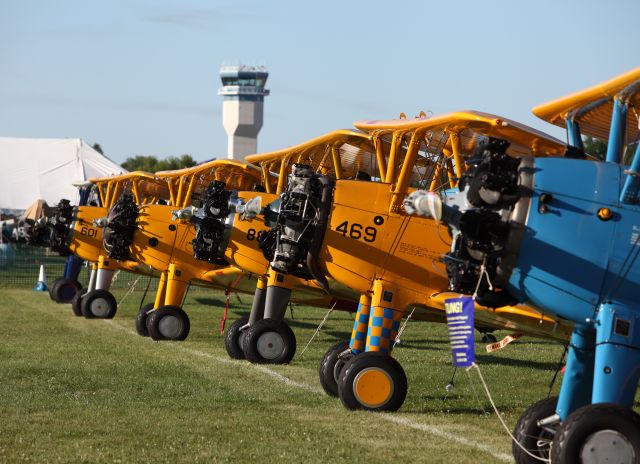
left=353, top=367, right=393, bottom=408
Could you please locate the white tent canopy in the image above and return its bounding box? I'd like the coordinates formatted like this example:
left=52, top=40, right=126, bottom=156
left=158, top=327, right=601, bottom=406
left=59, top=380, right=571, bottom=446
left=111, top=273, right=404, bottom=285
left=0, top=137, right=126, bottom=210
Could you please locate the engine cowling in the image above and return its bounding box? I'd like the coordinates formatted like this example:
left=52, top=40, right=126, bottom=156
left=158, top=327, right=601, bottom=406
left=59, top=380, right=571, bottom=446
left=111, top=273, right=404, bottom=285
left=103, top=194, right=139, bottom=261
left=259, top=163, right=333, bottom=290
left=49, top=199, right=75, bottom=256
left=444, top=138, right=524, bottom=306
left=191, top=180, right=231, bottom=265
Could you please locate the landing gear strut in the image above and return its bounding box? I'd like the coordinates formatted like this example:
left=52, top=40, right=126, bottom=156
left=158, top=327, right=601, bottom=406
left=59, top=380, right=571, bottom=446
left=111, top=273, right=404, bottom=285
left=241, top=281, right=297, bottom=364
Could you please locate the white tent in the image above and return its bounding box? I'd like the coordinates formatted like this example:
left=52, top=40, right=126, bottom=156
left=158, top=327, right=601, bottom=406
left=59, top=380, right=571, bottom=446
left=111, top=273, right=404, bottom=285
left=0, top=137, right=127, bottom=210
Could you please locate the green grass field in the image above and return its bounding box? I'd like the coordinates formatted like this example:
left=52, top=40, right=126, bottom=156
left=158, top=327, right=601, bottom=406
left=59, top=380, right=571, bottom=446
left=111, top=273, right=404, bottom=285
left=0, top=287, right=612, bottom=463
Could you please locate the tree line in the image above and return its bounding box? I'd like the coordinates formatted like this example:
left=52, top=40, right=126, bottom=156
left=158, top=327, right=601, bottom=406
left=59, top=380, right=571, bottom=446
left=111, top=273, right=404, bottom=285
left=121, top=155, right=198, bottom=172
left=92, top=143, right=199, bottom=172
left=582, top=136, right=638, bottom=164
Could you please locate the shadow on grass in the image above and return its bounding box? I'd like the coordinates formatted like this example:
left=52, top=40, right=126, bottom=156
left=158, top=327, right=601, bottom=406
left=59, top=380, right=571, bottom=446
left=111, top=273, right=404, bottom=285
left=511, top=340, right=568, bottom=346
left=194, top=297, right=227, bottom=307
left=220, top=313, right=349, bottom=337
left=409, top=406, right=503, bottom=416
left=392, top=338, right=453, bottom=347
left=286, top=319, right=327, bottom=330
left=475, top=353, right=558, bottom=371
left=390, top=342, right=441, bottom=351
left=314, top=329, right=352, bottom=342
left=354, top=394, right=638, bottom=415
left=229, top=310, right=250, bottom=318
left=407, top=394, right=527, bottom=415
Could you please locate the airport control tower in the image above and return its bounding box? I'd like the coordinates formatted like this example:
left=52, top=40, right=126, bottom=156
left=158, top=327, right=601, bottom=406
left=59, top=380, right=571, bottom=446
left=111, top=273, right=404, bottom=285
left=218, top=65, right=270, bottom=160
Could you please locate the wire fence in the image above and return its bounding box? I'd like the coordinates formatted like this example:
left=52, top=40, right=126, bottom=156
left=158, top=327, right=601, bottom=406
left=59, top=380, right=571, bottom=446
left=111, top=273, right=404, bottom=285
left=0, top=243, right=160, bottom=290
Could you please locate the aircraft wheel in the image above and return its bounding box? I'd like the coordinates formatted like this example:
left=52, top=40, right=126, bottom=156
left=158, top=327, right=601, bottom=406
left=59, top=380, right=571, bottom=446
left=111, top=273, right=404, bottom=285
left=80, top=289, right=117, bottom=319
left=70, top=289, right=87, bottom=317
left=242, top=318, right=296, bottom=364
left=337, top=352, right=407, bottom=412
left=48, top=278, right=62, bottom=301
left=50, top=277, right=82, bottom=304
left=512, top=396, right=557, bottom=463
left=135, top=303, right=155, bottom=337
left=225, top=316, right=249, bottom=359
left=319, top=340, right=351, bottom=397
left=551, top=403, right=640, bottom=464
left=148, top=306, right=190, bottom=341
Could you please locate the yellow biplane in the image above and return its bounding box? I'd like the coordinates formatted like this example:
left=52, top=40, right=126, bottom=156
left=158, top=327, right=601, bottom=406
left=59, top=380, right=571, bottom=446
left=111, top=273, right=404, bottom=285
left=167, top=133, right=375, bottom=362
left=37, top=169, right=269, bottom=335
left=247, top=111, right=574, bottom=411
left=533, top=67, right=640, bottom=162
left=98, top=160, right=342, bottom=342
left=42, top=172, right=168, bottom=317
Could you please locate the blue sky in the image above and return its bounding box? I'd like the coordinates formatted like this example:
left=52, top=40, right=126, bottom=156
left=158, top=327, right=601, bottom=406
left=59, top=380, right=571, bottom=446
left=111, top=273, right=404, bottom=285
left=1, top=0, right=638, bottom=164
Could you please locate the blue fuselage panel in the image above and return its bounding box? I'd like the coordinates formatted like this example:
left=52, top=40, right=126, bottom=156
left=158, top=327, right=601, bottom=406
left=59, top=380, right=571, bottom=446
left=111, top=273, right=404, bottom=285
left=508, top=158, right=640, bottom=323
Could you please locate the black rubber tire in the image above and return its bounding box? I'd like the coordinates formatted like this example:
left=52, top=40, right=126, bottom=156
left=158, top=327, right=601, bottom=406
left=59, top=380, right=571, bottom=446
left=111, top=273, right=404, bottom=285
left=225, top=316, right=249, bottom=360
left=70, top=289, right=88, bottom=317
left=48, top=278, right=63, bottom=301
left=145, top=308, right=155, bottom=334
left=50, top=277, right=82, bottom=304
left=337, top=351, right=407, bottom=412
left=80, top=289, right=117, bottom=319
left=135, top=303, right=155, bottom=337
left=512, top=396, right=558, bottom=463
left=551, top=403, right=640, bottom=464
left=147, top=306, right=190, bottom=341
left=319, top=340, right=351, bottom=397
left=242, top=318, right=296, bottom=364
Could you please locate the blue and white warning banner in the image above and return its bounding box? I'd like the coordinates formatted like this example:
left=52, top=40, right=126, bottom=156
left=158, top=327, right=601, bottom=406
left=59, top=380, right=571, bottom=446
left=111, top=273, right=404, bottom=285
left=444, top=297, right=475, bottom=367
